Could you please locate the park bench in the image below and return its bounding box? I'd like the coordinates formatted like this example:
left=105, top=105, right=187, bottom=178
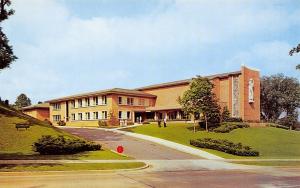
left=15, top=123, right=30, bottom=130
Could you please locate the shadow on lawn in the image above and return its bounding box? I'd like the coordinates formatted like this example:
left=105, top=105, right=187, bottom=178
left=0, top=163, right=62, bottom=171
left=0, top=150, right=104, bottom=160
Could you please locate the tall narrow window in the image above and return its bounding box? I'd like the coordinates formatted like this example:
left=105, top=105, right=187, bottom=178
left=102, top=111, right=107, bottom=119
left=93, top=112, right=98, bottom=119
left=93, top=96, right=98, bottom=105
left=53, top=115, right=61, bottom=121
left=78, top=113, right=83, bottom=120
left=85, top=98, right=90, bottom=107
left=85, top=112, right=90, bottom=120
left=118, top=97, right=122, bottom=105
left=70, top=100, right=75, bottom=108
left=127, top=111, right=131, bottom=119
left=102, top=96, right=107, bottom=105
left=71, top=113, right=75, bottom=121
left=127, top=98, right=134, bottom=105
left=119, top=111, right=122, bottom=119
left=78, top=99, right=82, bottom=107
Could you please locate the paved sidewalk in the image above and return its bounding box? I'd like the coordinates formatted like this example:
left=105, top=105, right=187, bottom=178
left=112, top=129, right=223, bottom=160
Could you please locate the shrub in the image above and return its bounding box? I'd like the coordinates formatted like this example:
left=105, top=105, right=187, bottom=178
left=33, top=135, right=101, bottom=155
left=107, top=111, right=119, bottom=126
left=221, top=106, right=230, bottom=122
left=213, top=122, right=249, bottom=133
left=278, top=114, right=298, bottom=129
left=98, top=120, right=107, bottom=127
left=190, top=138, right=259, bottom=156
left=226, top=117, right=243, bottom=122
left=266, top=123, right=289, bottom=130
left=57, top=120, right=66, bottom=126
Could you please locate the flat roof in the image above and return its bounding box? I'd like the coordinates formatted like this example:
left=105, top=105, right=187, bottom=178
left=22, top=103, right=50, bottom=110
left=136, top=70, right=241, bottom=91
left=46, top=88, right=157, bottom=103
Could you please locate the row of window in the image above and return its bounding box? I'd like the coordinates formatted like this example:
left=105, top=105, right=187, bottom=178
left=70, top=111, right=108, bottom=121
left=53, top=96, right=107, bottom=110
left=53, top=111, right=132, bottom=122
left=118, top=96, right=146, bottom=106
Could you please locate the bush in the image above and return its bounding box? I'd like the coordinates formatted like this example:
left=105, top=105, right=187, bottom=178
left=33, top=135, right=101, bottom=155
left=221, top=106, right=230, bottom=122
left=190, top=138, right=259, bottom=156
left=226, top=117, right=243, bottom=122
left=213, top=122, right=249, bottom=133
left=98, top=120, right=107, bottom=127
left=57, top=120, right=66, bottom=126
left=266, top=123, right=289, bottom=130
left=278, top=115, right=298, bottom=129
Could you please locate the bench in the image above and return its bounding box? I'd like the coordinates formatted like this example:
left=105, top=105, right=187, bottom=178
left=15, top=123, right=30, bottom=130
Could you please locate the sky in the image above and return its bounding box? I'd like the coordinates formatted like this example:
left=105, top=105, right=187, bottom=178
left=0, top=0, right=300, bottom=104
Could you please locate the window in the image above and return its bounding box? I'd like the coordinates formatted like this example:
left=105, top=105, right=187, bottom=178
left=138, top=98, right=145, bottom=106
left=127, top=111, right=131, bottom=119
left=85, top=112, right=90, bottom=120
left=70, top=100, right=75, bottom=108
left=53, top=115, right=61, bottom=121
left=93, top=97, right=98, bottom=105
left=102, top=111, right=107, bottom=119
left=119, top=111, right=122, bottom=119
left=53, top=103, right=61, bottom=110
left=118, top=96, right=122, bottom=105
left=85, top=98, right=90, bottom=107
left=78, top=99, right=82, bottom=107
left=78, top=113, right=83, bottom=120
left=127, top=98, right=134, bottom=105
left=93, top=112, right=98, bottom=119
left=102, top=95, right=107, bottom=105
left=71, top=113, right=75, bottom=121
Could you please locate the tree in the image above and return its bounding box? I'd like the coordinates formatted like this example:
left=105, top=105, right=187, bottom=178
left=261, top=74, right=300, bottom=123
left=0, top=0, right=17, bottom=70
left=221, top=106, right=230, bottom=122
left=179, top=76, right=221, bottom=132
left=289, top=43, right=300, bottom=70
left=15, top=93, right=31, bottom=109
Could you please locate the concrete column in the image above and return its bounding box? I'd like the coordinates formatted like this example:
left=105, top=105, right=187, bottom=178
left=154, top=112, right=158, bottom=120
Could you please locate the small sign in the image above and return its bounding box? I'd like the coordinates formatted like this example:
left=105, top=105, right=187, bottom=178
left=117, top=146, right=124, bottom=153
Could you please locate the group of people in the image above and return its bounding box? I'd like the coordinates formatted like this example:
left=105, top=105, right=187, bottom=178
left=157, top=116, right=167, bottom=128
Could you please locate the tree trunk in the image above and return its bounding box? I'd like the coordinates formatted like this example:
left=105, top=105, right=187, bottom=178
left=205, top=114, right=208, bottom=132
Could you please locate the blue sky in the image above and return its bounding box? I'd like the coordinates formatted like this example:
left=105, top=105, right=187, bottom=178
left=0, top=0, right=300, bottom=104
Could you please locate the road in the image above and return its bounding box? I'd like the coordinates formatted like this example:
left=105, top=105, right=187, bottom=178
left=63, top=127, right=200, bottom=160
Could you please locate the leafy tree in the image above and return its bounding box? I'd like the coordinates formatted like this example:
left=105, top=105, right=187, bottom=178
left=179, top=76, right=221, bottom=132
left=0, top=0, right=17, bottom=70
left=289, top=43, right=300, bottom=70
left=15, top=93, right=31, bottom=109
left=261, top=74, right=300, bottom=123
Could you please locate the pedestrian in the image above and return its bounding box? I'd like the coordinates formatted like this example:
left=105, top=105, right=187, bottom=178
left=163, top=116, right=167, bottom=127
left=158, top=119, right=161, bottom=127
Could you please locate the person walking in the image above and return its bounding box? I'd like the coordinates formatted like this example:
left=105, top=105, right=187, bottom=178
left=163, top=116, right=167, bottom=127
left=158, top=119, right=161, bottom=127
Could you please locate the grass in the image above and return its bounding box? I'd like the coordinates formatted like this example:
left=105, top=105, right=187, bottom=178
left=125, top=123, right=300, bottom=159
left=0, top=115, right=131, bottom=160
left=232, top=161, right=300, bottom=167
left=0, top=162, right=146, bottom=172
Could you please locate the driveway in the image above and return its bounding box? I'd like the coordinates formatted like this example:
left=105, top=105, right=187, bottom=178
left=62, top=127, right=200, bottom=160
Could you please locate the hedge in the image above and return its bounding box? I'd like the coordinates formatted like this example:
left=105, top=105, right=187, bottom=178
left=33, top=135, right=101, bottom=155
left=213, top=122, right=249, bottom=133
left=190, top=138, right=259, bottom=156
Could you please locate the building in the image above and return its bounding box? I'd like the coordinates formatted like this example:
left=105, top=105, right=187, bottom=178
left=22, top=103, right=50, bottom=121
left=46, top=66, right=260, bottom=126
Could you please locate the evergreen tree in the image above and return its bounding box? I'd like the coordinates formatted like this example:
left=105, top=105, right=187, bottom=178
left=0, top=0, right=17, bottom=70
left=221, top=106, right=230, bottom=122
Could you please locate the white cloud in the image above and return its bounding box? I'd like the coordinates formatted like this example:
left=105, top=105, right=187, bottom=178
left=0, top=0, right=299, bottom=103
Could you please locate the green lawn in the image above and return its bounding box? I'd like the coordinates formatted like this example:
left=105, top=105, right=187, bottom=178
left=0, top=162, right=146, bottom=172
left=231, top=161, right=300, bottom=167
left=0, top=115, right=131, bottom=160
left=125, top=123, right=300, bottom=159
